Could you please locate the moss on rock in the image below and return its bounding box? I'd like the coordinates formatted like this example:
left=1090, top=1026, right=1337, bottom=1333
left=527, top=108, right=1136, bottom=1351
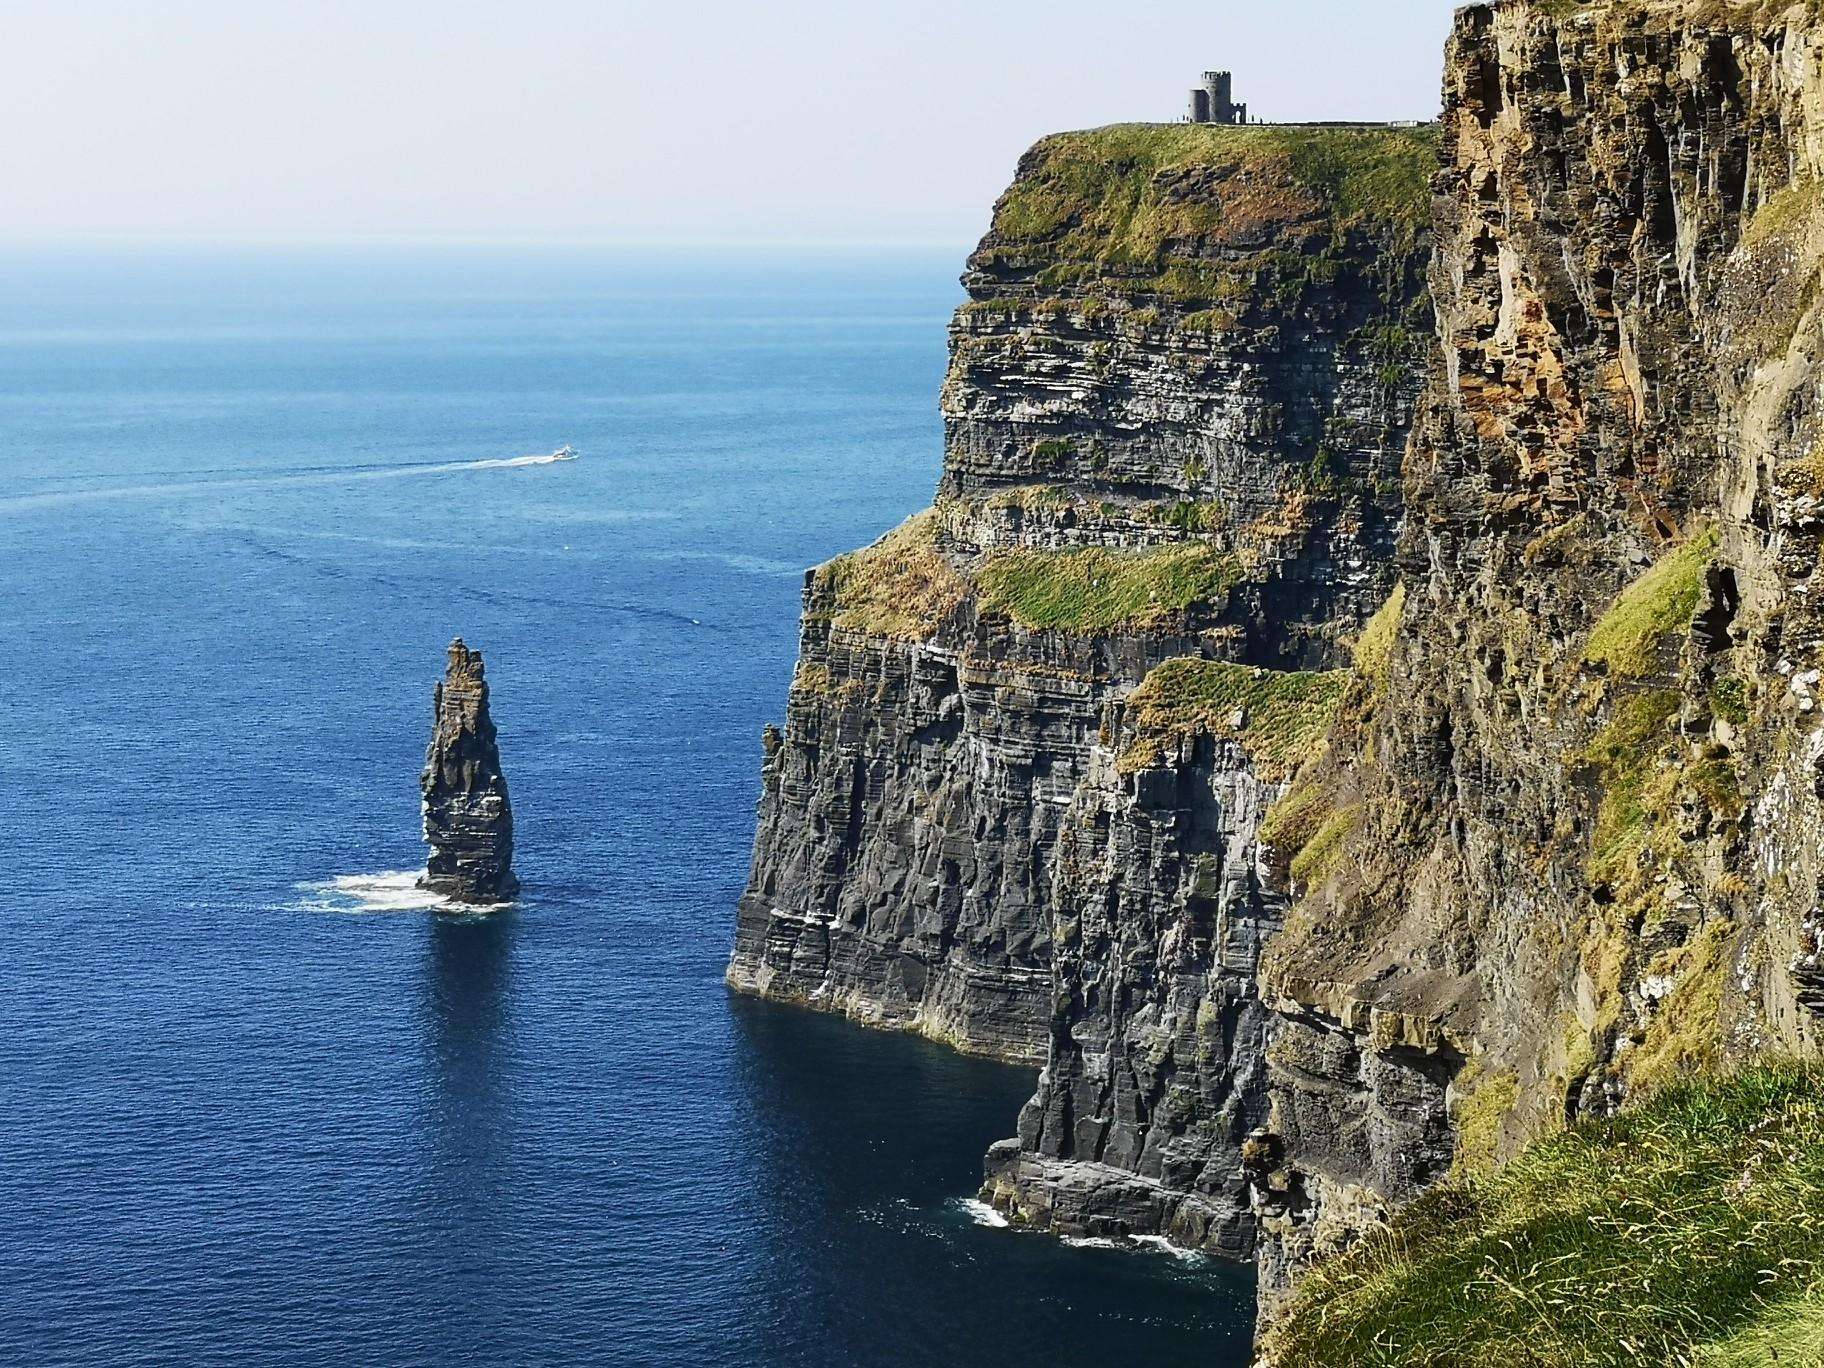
left=976, top=542, right=1241, bottom=632
left=1119, top=658, right=1351, bottom=780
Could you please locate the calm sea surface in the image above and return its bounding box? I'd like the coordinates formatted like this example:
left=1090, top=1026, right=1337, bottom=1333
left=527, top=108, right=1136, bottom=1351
left=0, top=246, right=1254, bottom=1366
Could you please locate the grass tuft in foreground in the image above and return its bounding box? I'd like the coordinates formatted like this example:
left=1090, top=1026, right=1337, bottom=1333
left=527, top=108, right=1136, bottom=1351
left=1261, top=1063, right=1824, bottom=1368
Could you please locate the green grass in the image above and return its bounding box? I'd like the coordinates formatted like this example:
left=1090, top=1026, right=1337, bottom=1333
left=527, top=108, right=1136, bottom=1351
left=983, top=483, right=1074, bottom=513
left=1696, top=1291, right=1824, bottom=1365
left=1452, top=1066, right=1520, bottom=1181
left=1147, top=498, right=1226, bottom=534
left=1262, top=1063, right=1824, bottom=1368
left=814, top=509, right=967, bottom=641
left=1259, top=782, right=1337, bottom=854
left=1352, top=581, right=1406, bottom=688
left=1289, top=805, right=1360, bottom=883
left=1583, top=526, right=1718, bottom=679
left=983, top=123, right=1435, bottom=308
left=1710, top=674, right=1749, bottom=727
left=993, top=124, right=1435, bottom=256
left=790, top=662, right=862, bottom=703
left=1280, top=126, right=1437, bottom=240
left=1569, top=686, right=1745, bottom=1097
left=1580, top=685, right=1739, bottom=891
left=1182, top=306, right=1239, bottom=332
left=976, top=543, right=1241, bottom=633
left=1119, top=658, right=1351, bottom=780
left=1579, top=689, right=1682, bottom=880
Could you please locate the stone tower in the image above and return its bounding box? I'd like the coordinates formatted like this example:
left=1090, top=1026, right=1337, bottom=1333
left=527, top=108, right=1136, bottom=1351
left=1189, top=70, right=1248, bottom=125
left=419, top=638, right=518, bottom=904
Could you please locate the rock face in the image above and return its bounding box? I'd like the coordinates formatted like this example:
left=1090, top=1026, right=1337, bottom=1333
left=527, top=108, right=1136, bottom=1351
left=980, top=719, right=1288, bottom=1259
left=1248, top=0, right=1824, bottom=1330
left=420, top=638, right=517, bottom=905
left=731, top=122, right=1434, bottom=1248
left=734, top=0, right=1824, bottom=1341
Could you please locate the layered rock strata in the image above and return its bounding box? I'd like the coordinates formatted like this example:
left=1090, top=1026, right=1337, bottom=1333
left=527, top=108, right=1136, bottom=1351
left=737, top=0, right=1824, bottom=1340
left=421, top=638, right=517, bottom=904
left=732, top=122, right=1434, bottom=1249
left=981, top=701, right=1291, bottom=1257
left=1249, top=0, right=1824, bottom=1328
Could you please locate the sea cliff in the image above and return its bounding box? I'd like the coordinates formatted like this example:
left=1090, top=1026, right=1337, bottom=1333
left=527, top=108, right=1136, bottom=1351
left=738, top=0, right=1824, bottom=1352
left=731, top=120, right=1435, bottom=1250
left=1256, top=0, right=1824, bottom=1348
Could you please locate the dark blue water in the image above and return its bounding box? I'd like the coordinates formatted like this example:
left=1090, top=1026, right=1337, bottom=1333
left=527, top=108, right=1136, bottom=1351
left=0, top=246, right=1255, bottom=1367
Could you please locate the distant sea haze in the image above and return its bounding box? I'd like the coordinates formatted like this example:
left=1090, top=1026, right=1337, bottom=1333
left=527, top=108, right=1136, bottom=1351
left=0, top=245, right=1253, bottom=1367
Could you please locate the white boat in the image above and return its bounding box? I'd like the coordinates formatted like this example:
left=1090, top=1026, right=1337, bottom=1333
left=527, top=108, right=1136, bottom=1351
left=551, top=444, right=579, bottom=461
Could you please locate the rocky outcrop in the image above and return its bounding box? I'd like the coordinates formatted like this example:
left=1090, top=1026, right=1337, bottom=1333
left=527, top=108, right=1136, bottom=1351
left=979, top=717, right=1287, bottom=1258
left=1248, top=0, right=1824, bottom=1330
left=421, top=638, right=517, bottom=905
left=732, top=123, right=1434, bottom=1243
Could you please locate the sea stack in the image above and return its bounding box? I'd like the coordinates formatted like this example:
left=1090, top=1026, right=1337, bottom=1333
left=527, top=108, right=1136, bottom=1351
left=419, top=638, right=517, bottom=904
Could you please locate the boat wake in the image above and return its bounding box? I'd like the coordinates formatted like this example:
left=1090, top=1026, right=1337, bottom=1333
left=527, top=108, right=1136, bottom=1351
left=3, top=448, right=581, bottom=512
left=477, top=454, right=567, bottom=469
left=475, top=447, right=579, bottom=470
left=295, top=870, right=455, bottom=914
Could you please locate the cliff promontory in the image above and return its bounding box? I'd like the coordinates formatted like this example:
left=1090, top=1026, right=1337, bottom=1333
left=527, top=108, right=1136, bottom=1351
left=731, top=121, right=1436, bottom=1252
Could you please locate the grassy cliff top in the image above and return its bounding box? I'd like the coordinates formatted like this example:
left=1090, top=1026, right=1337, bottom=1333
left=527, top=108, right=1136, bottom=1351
left=1488, top=0, right=1819, bottom=36
left=1261, top=1063, right=1824, bottom=1367
left=1526, top=0, right=1796, bottom=16
left=983, top=122, right=1437, bottom=271
left=812, top=513, right=1245, bottom=641
left=813, top=511, right=968, bottom=640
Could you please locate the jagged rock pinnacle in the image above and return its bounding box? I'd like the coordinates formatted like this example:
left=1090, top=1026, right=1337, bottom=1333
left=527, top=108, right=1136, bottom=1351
left=419, top=637, right=517, bottom=904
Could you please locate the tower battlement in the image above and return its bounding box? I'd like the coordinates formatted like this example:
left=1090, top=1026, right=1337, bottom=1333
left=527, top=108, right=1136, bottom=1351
left=1188, top=68, right=1248, bottom=125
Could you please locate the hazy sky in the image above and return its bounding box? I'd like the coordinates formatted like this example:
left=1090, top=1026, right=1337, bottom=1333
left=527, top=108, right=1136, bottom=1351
left=5, top=1, right=1464, bottom=246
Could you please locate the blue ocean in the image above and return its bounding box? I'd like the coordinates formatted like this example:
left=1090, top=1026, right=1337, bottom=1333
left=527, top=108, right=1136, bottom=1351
left=0, top=246, right=1254, bottom=1366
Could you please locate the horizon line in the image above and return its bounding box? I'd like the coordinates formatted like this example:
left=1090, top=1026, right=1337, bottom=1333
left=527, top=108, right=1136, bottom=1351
left=0, top=231, right=980, bottom=253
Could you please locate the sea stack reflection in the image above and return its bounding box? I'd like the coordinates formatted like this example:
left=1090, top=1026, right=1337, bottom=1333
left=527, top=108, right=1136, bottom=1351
left=420, top=638, right=517, bottom=904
